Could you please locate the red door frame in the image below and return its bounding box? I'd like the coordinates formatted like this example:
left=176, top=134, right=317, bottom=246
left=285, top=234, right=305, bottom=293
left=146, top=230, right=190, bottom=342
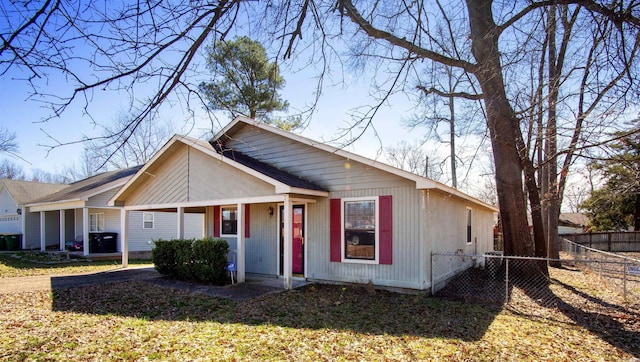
left=279, top=204, right=305, bottom=276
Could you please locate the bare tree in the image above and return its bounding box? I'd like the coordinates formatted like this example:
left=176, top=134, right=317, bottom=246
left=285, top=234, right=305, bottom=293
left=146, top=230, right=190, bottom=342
left=330, top=1, right=640, bottom=266
left=29, top=168, right=66, bottom=183
left=512, top=4, right=640, bottom=260
left=3, top=1, right=640, bottom=270
left=1, top=1, right=249, bottom=154
left=57, top=146, right=101, bottom=182
left=86, top=110, right=174, bottom=172
left=384, top=140, right=444, bottom=182
left=0, top=127, right=18, bottom=155
left=0, top=160, right=25, bottom=180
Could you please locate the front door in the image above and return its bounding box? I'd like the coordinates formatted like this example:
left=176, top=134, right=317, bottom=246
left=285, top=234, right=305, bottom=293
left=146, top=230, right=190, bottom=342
left=279, top=205, right=305, bottom=275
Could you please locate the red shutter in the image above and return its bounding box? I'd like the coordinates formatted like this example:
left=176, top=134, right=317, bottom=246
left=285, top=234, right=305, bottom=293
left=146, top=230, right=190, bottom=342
left=244, top=204, right=250, bottom=238
left=379, top=195, right=393, bottom=264
left=330, top=198, right=342, bottom=262
left=213, top=206, right=220, bottom=237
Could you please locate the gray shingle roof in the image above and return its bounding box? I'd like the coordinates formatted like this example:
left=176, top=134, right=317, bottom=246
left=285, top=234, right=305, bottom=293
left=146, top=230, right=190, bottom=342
left=210, top=142, right=326, bottom=192
left=28, top=166, right=142, bottom=204
left=0, top=179, right=68, bottom=205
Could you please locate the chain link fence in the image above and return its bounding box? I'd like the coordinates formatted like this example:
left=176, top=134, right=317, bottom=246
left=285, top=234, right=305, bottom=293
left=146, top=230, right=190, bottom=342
left=432, top=244, right=640, bottom=314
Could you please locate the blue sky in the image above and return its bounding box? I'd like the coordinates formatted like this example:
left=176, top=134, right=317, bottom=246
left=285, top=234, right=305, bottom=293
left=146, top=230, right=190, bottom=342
left=0, top=3, right=490, bottom=197
left=0, top=57, right=423, bottom=175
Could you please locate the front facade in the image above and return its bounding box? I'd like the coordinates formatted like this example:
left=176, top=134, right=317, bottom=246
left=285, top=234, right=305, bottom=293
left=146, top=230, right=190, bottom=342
left=0, top=179, right=68, bottom=247
left=25, top=167, right=203, bottom=255
left=111, top=117, right=497, bottom=290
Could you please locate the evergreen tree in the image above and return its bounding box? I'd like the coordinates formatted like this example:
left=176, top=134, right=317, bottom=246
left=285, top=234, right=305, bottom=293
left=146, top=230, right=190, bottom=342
left=199, top=36, right=288, bottom=123
left=581, top=128, right=640, bottom=231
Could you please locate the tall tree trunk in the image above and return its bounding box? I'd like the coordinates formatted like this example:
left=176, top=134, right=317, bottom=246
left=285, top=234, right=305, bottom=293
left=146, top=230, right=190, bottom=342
left=449, top=93, right=457, bottom=189
left=635, top=192, right=640, bottom=231
left=466, top=0, right=536, bottom=258
left=545, top=5, right=561, bottom=264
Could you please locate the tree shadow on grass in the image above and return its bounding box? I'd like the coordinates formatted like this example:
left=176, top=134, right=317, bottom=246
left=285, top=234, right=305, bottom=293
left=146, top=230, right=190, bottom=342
left=433, top=259, right=640, bottom=358
left=50, top=276, right=500, bottom=341
left=514, top=267, right=640, bottom=359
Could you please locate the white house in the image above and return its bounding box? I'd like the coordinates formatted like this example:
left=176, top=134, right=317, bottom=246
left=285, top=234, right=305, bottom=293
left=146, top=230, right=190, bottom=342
left=0, top=179, right=68, bottom=248
left=110, top=117, right=498, bottom=291
left=24, top=166, right=203, bottom=257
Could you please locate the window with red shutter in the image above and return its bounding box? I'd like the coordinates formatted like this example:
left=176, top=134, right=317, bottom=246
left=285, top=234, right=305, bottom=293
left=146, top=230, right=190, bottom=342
left=330, top=195, right=392, bottom=265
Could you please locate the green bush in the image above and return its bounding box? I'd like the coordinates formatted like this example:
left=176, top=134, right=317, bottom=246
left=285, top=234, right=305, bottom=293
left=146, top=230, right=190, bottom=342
left=151, top=239, right=176, bottom=275
left=152, top=237, right=230, bottom=285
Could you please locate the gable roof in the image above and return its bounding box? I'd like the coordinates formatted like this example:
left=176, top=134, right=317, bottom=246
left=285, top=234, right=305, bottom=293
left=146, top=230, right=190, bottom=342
left=559, top=213, right=589, bottom=227
left=26, top=166, right=142, bottom=206
left=0, top=179, right=68, bottom=205
left=214, top=116, right=498, bottom=211
left=110, top=135, right=328, bottom=206
left=210, top=142, right=326, bottom=192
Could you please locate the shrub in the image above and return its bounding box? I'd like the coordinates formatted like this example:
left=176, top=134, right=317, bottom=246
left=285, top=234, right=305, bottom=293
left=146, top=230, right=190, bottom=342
left=192, top=238, right=229, bottom=284
left=151, top=239, right=176, bottom=275
left=152, top=237, right=230, bottom=285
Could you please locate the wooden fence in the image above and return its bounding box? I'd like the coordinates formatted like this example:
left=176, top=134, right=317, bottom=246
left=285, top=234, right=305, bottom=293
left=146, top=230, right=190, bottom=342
left=560, top=231, right=640, bottom=252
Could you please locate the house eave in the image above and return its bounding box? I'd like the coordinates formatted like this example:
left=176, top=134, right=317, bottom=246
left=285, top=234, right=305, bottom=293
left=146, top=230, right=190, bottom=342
left=218, top=117, right=497, bottom=211
left=26, top=198, right=87, bottom=212
left=419, top=182, right=499, bottom=212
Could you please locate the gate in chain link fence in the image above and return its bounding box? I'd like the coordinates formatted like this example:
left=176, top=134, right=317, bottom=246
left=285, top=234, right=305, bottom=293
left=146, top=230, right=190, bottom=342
left=431, top=246, right=640, bottom=312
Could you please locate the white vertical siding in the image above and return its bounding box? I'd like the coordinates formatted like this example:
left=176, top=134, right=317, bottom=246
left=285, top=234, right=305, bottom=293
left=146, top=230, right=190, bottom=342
left=425, top=190, right=497, bottom=290
left=44, top=210, right=60, bottom=247
left=124, top=144, right=276, bottom=207
left=426, top=190, right=495, bottom=255
left=63, top=210, right=74, bottom=241
left=187, top=148, right=275, bottom=201
left=0, top=188, right=18, bottom=217
left=0, top=188, right=21, bottom=234
left=215, top=203, right=279, bottom=275
left=244, top=203, right=278, bottom=275
left=224, top=125, right=414, bottom=191
left=74, top=209, right=83, bottom=240
left=128, top=145, right=190, bottom=205
left=306, top=186, right=425, bottom=290
left=86, top=188, right=120, bottom=207
left=126, top=211, right=204, bottom=252
left=23, top=212, right=41, bottom=249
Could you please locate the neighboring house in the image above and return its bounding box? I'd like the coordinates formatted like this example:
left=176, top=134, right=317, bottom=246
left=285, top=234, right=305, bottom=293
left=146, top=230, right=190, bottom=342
left=0, top=179, right=68, bottom=247
left=110, top=117, right=498, bottom=291
left=24, top=166, right=203, bottom=256
left=558, top=213, right=589, bottom=235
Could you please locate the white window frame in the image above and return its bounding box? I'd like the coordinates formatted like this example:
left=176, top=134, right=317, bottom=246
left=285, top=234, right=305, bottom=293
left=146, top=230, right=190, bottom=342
left=341, top=196, right=380, bottom=264
left=466, top=207, right=473, bottom=245
left=143, top=212, right=154, bottom=229
left=89, top=213, right=105, bottom=232
left=221, top=206, right=238, bottom=236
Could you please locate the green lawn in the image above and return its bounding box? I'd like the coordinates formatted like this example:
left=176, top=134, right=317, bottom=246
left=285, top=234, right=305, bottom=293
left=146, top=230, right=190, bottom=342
left=0, top=253, right=152, bottom=278
left=0, top=254, right=637, bottom=361
left=1, top=282, right=635, bottom=361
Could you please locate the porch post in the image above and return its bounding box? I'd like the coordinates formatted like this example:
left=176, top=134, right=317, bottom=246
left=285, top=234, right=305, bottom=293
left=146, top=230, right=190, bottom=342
left=120, top=208, right=129, bottom=267
left=177, top=206, right=185, bottom=239
left=59, top=209, right=65, bottom=251
left=40, top=211, right=46, bottom=251
left=82, top=208, right=89, bottom=256
left=204, top=206, right=214, bottom=238
left=236, top=202, right=246, bottom=283
left=20, top=208, right=27, bottom=249
left=283, top=195, right=292, bottom=290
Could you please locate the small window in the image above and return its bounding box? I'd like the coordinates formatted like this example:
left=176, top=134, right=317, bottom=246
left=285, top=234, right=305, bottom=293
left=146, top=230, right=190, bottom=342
left=343, top=198, right=377, bottom=261
left=221, top=207, right=237, bottom=235
left=89, top=213, right=105, bottom=232
left=466, top=208, right=472, bottom=244
left=143, top=212, right=154, bottom=229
